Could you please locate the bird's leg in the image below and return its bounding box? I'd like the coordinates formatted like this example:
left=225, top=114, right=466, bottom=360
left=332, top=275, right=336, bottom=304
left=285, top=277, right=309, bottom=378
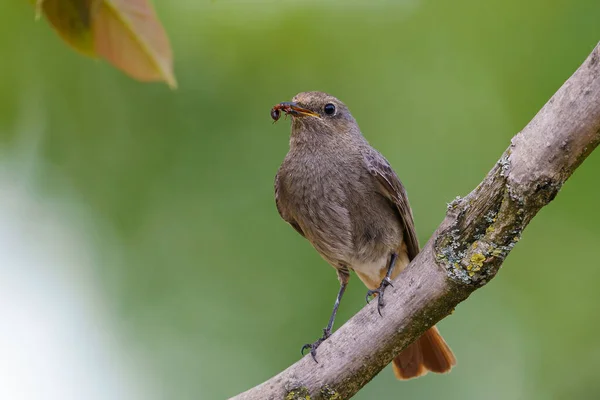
left=301, top=270, right=348, bottom=363
left=366, top=252, right=398, bottom=316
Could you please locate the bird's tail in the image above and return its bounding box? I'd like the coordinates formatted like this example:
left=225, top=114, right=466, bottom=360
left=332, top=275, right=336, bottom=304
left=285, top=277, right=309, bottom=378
left=392, top=326, right=456, bottom=380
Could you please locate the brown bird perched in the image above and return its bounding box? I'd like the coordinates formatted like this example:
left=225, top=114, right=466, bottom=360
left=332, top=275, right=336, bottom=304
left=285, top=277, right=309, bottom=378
left=272, top=91, right=456, bottom=379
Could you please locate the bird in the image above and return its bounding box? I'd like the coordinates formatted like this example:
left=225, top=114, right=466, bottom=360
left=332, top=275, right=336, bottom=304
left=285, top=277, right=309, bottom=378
left=272, top=91, right=456, bottom=379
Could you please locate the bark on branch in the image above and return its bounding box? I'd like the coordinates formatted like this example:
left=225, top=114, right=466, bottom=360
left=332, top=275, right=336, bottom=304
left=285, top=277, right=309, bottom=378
left=231, top=42, right=600, bottom=400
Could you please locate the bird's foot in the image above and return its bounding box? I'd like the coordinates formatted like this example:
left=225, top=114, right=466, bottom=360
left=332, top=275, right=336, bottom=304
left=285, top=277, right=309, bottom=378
left=301, top=328, right=331, bottom=363
left=365, top=277, right=394, bottom=316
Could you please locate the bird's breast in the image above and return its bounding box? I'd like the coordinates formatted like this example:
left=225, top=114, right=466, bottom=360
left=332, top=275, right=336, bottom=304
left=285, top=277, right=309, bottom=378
left=279, top=154, right=353, bottom=258
left=280, top=151, right=402, bottom=266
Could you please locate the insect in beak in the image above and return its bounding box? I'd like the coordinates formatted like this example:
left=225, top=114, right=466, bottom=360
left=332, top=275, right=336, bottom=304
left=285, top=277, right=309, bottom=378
left=271, top=102, right=321, bottom=123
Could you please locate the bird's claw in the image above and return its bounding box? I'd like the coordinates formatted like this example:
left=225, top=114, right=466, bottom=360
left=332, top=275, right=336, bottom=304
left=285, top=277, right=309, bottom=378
left=365, top=277, right=394, bottom=316
left=300, top=328, right=331, bottom=363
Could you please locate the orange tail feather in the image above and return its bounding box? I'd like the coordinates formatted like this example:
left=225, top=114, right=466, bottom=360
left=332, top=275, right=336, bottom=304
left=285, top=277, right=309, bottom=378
left=392, top=326, right=456, bottom=380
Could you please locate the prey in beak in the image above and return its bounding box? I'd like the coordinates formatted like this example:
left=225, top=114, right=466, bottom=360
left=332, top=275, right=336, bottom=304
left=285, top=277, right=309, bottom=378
left=271, top=102, right=321, bottom=123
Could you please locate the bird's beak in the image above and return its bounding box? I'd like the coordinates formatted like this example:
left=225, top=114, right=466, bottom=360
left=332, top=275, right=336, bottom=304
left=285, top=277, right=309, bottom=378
left=279, top=102, right=321, bottom=118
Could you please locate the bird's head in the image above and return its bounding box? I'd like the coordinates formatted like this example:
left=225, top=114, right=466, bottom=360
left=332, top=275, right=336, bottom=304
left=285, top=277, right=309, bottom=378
left=271, top=92, right=358, bottom=139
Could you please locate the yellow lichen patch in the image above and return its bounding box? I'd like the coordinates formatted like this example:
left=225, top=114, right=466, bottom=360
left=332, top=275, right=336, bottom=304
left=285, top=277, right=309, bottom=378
left=286, top=388, right=311, bottom=400
left=471, top=253, right=486, bottom=268
left=466, top=253, right=486, bottom=274
left=486, top=226, right=495, bottom=234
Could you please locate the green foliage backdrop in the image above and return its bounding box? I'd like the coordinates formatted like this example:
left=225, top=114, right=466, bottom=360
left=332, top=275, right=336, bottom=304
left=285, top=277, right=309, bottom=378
left=1, top=1, right=600, bottom=399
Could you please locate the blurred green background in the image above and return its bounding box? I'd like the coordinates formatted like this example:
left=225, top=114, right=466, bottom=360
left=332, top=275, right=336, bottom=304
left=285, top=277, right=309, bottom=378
left=1, top=1, right=600, bottom=399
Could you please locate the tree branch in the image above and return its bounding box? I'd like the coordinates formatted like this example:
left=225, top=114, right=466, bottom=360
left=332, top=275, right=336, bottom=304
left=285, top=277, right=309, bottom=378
left=231, top=42, right=600, bottom=400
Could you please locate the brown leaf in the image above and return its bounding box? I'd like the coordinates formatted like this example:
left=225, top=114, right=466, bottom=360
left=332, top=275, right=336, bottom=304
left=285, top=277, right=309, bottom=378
left=93, top=0, right=177, bottom=88
left=34, top=0, right=176, bottom=88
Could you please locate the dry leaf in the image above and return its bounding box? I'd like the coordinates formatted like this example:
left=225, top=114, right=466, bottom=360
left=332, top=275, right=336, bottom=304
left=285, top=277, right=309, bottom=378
left=34, top=0, right=176, bottom=88
left=93, top=0, right=177, bottom=88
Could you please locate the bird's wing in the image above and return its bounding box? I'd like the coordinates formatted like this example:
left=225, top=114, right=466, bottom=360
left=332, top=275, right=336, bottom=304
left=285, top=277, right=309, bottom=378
left=363, top=150, right=420, bottom=260
left=274, top=170, right=306, bottom=238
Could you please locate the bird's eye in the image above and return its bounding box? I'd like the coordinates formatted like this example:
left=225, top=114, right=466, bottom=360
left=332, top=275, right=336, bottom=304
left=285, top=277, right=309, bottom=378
left=324, top=103, right=336, bottom=115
